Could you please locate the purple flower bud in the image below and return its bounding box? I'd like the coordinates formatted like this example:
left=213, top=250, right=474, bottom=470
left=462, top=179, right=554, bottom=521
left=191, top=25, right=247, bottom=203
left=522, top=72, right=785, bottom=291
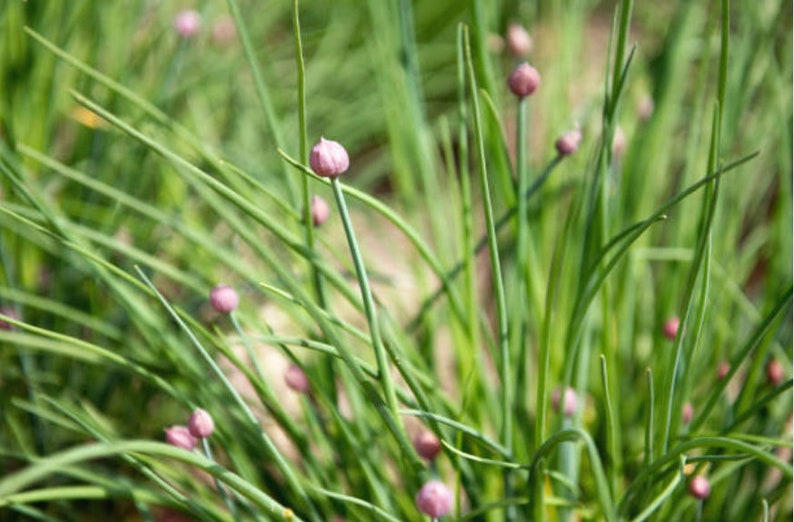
left=413, top=429, right=442, bottom=461
left=551, top=386, right=578, bottom=417
left=663, top=316, right=680, bottom=341
left=188, top=408, right=215, bottom=438
left=285, top=364, right=310, bottom=394
left=688, top=475, right=711, bottom=500
left=416, top=480, right=453, bottom=518
left=311, top=195, right=330, bottom=227
left=767, top=358, right=785, bottom=387
left=209, top=284, right=239, bottom=314
left=506, top=23, right=532, bottom=57
left=555, top=128, right=582, bottom=157
left=681, top=402, right=693, bottom=425
left=173, top=10, right=201, bottom=38
left=507, top=62, right=540, bottom=99
left=310, top=138, right=349, bottom=178
left=165, top=425, right=197, bottom=450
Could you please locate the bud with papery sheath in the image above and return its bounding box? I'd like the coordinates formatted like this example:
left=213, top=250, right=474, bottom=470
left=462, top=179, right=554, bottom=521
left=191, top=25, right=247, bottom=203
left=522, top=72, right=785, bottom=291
left=506, top=23, right=532, bottom=57
left=555, top=128, right=582, bottom=157
left=416, top=480, right=453, bottom=518
left=165, top=425, right=197, bottom=450
left=310, top=138, right=349, bottom=178
left=689, top=475, right=711, bottom=499
left=311, top=195, right=330, bottom=227
left=507, top=62, right=540, bottom=98
left=413, top=429, right=442, bottom=461
left=285, top=364, right=310, bottom=394
left=663, top=316, right=680, bottom=341
left=188, top=408, right=215, bottom=438
left=209, top=284, right=239, bottom=314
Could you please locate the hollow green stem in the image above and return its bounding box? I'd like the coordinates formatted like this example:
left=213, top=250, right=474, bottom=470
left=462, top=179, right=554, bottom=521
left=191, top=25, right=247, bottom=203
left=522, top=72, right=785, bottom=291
left=329, top=178, right=399, bottom=419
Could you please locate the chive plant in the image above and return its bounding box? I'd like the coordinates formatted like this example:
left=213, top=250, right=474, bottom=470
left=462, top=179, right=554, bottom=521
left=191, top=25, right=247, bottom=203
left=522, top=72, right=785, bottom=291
left=0, top=0, right=791, bottom=521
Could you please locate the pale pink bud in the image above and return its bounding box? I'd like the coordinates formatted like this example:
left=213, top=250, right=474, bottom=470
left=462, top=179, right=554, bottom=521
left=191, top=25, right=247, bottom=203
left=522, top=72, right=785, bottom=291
left=165, top=425, right=197, bottom=450
left=311, top=195, right=330, bottom=227
left=663, top=316, right=680, bottom=341
left=555, top=128, right=582, bottom=157
left=506, top=23, right=532, bottom=57
left=173, top=10, right=201, bottom=38
left=716, top=361, right=730, bottom=380
left=209, top=284, right=238, bottom=314
left=767, top=358, right=785, bottom=387
left=211, top=15, right=236, bottom=46
left=637, top=95, right=654, bottom=122
left=681, top=402, right=693, bottom=425
left=188, top=408, right=215, bottom=438
left=285, top=364, right=310, bottom=394
left=413, top=429, right=442, bottom=461
left=612, top=126, right=627, bottom=159
left=310, top=138, right=349, bottom=178
left=551, top=386, right=578, bottom=417
left=416, top=480, right=453, bottom=518
left=507, top=62, right=540, bottom=98
left=688, top=475, right=711, bottom=499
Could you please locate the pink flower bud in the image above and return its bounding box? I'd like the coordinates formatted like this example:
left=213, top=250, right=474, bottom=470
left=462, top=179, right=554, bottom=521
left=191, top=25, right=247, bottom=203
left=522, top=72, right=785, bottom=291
left=506, top=23, right=532, bottom=57
left=767, top=358, right=785, bottom=387
left=413, top=429, right=442, bottom=461
left=716, top=361, right=730, bottom=380
left=688, top=475, right=711, bottom=500
left=188, top=408, right=215, bottom=438
left=663, top=316, right=680, bottom=341
left=310, top=138, right=349, bottom=178
left=311, top=195, right=330, bottom=227
left=165, top=425, right=197, bottom=450
left=681, top=402, right=693, bottom=425
left=173, top=10, right=202, bottom=38
left=209, top=284, right=239, bottom=314
left=416, top=480, right=453, bottom=518
left=507, top=62, right=540, bottom=98
left=551, top=386, right=578, bottom=417
left=285, top=364, right=310, bottom=394
left=555, top=128, right=582, bottom=157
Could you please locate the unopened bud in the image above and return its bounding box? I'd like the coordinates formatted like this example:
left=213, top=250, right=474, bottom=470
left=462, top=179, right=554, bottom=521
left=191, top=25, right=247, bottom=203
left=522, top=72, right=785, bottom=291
left=506, top=23, right=532, bottom=57
left=209, top=284, right=239, bottom=314
left=310, top=138, right=349, bottom=178
left=507, top=62, right=540, bottom=99
left=416, top=480, right=453, bottom=518
left=310, top=195, right=330, bottom=227
left=188, top=408, right=215, bottom=438
left=688, top=475, right=711, bottom=500
left=555, top=128, right=582, bottom=157
left=663, top=316, right=680, bottom=341
left=165, top=425, right=197, bottom=451
left=413, top=429, right=442, bottom=461
left=285, top=364, right=310, bottom=394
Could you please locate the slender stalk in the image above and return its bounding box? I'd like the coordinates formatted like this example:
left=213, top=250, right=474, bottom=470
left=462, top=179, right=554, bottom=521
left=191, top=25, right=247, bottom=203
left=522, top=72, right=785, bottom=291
left=199, top=438, right=239, bottom=520
left=463, top=26, right=514, bottom=519
left=293, top=0, right=326, bottom=309
left=329, top=178, right=399, bottom=419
